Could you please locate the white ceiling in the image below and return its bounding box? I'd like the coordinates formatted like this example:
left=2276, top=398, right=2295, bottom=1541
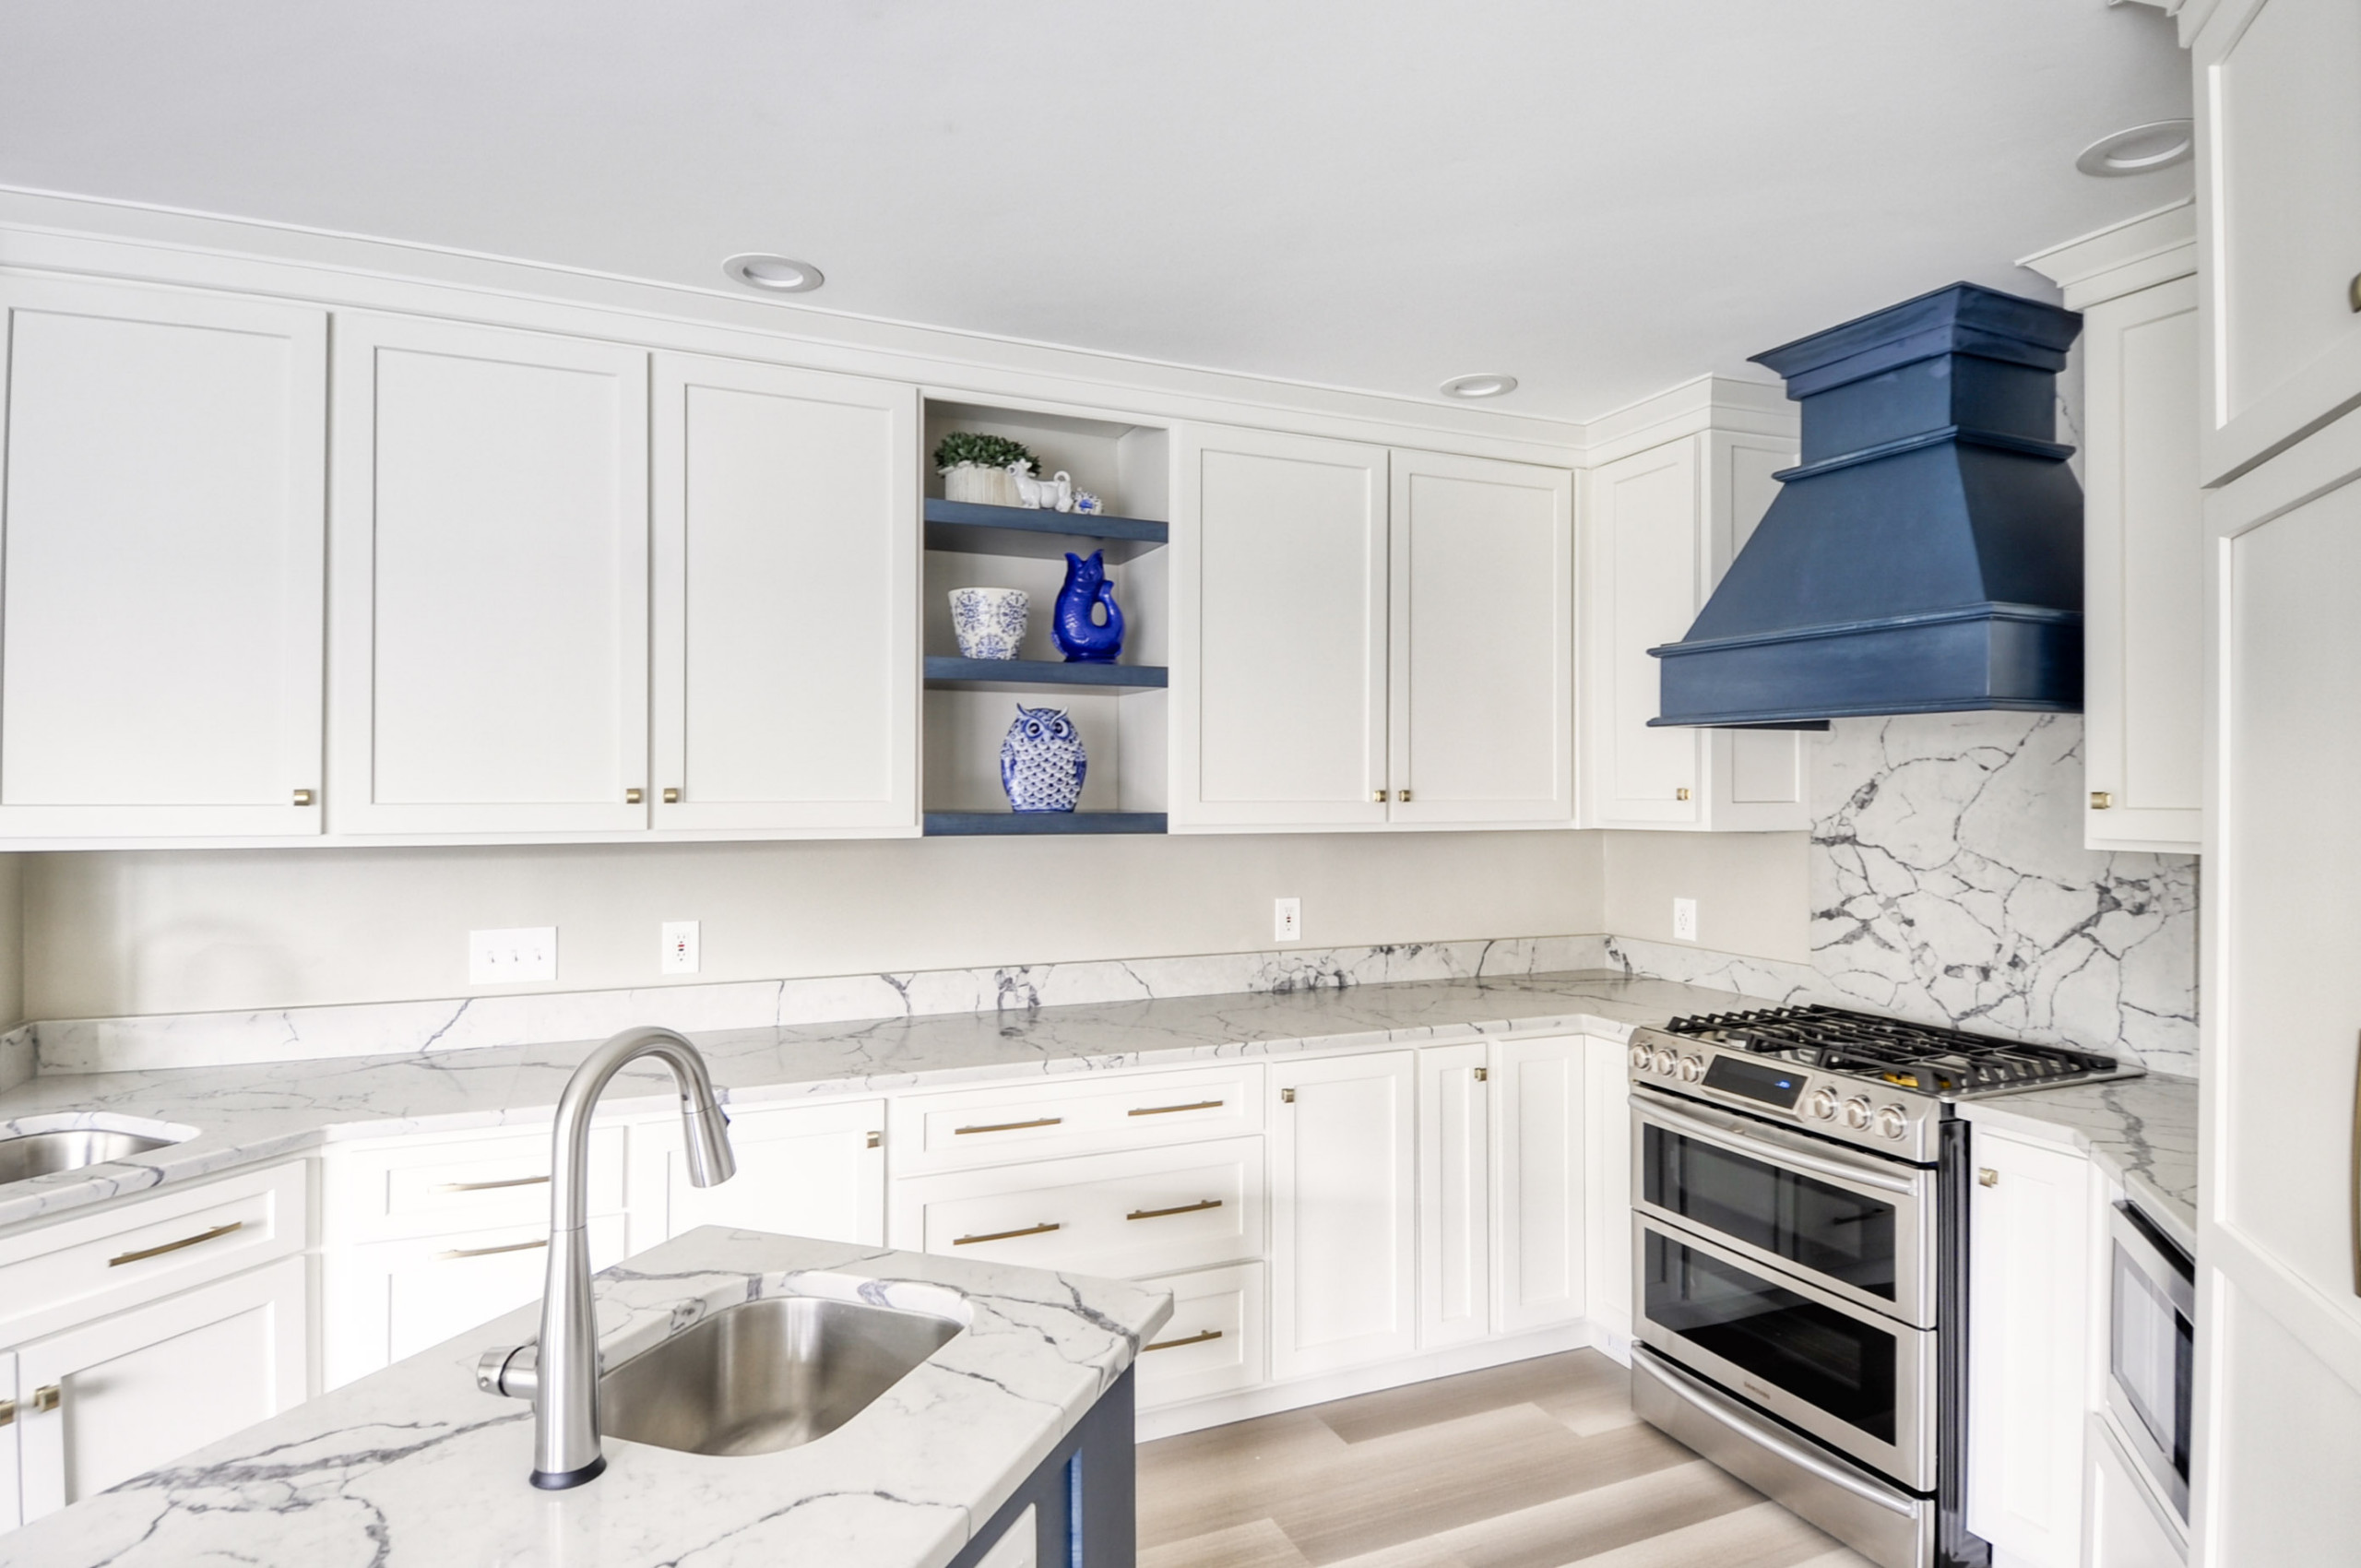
left=0, top=1, right=2193, bottom=422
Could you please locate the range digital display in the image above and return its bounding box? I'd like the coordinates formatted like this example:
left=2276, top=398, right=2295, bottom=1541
left=1701, top=1054, right=1807, bottom=1110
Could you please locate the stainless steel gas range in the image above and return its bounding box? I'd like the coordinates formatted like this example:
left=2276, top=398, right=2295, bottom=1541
left=1623, top=1004, right=2134, bottom=1568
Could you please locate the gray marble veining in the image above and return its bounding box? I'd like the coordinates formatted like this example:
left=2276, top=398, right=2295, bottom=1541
left=1958, top=1074, right=2199, bottom=1248
left=1811, top=714, right=2201, bottom=1075
left=0, top=1228, right=1171, bottom=1568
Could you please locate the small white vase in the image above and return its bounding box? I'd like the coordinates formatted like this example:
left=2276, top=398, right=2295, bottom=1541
left=943, top=463, right=1019, bottom=506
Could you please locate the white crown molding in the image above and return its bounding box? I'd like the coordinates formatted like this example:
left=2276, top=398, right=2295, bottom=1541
left=2018, top=197, right=2197, bottom=310
left=1576, top=373, right=1797, bottom=468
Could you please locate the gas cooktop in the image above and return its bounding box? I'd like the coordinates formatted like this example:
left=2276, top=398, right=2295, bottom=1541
left=1657, top=1003, right=2124, bottom=1098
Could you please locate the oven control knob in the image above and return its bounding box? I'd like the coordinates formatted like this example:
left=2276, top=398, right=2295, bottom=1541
left=1841, top=1096, right=1873, bottom=1130
left=1805, top=1087, right=1838, bottom=1120
left=1653, top=1048, right=1678, bottom=1075
left=1677, top=1055, right=1704, bottom=1083
left=1876, top=1104, right=1910, bottom=1141
left=1630, top=1043, right=1652, bottom=1071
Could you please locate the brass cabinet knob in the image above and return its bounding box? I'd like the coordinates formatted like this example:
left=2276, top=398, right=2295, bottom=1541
left=0, top=1396, right=14, bottom=1427
left=2090, top=790, right=2113, bottom=811
left=1676, top=787, right=1691, bottom=802
left=32, top=1384, right=60, bottom=1414
left=292, top=789, right=314, bottom=806
left=1978, top=1169, right=1999, bottom=1188
left=662, top=787, right=681, bottom=804
left=1397, top=789, right=1413, bottom=803
left=1373, top=789, right=1389, bottom=802
left=625, top=788, right=644, bottom=804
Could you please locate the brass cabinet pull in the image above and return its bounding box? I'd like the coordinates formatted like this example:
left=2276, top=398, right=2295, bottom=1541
left=625, top=788, right=644, bottom=804
left=1978, top=1169, right=1999, bottom=1188
left=2090, top=790, right=2114, bottom=811
left=1144, top=1328, right=1223, bottom=1353
left=952, top=1221, right=1061, bottom=1246
left=437, top=1238, right=548, bottom=1261
left=292, top=789, right=315, bottom=806
left=1127, top=1198, right=1222, bottom=1222
left=109, top=1219, right=243, bottom=1268
left=1280, top=1087, right=1295, bottom=1103
left=1676, top=787, right=1692, bottom=802
left=433, top=1175, right=548, bottom=1194
left=0, top=1397, right=14, bottom=1427
left=866, top=1131, right=882, bottom=1149
left=1129, top=1100, right=1224, bottom=1118
left=1373, top=789, right=1390, bottom=803
left=662, top=788, right=682, bottom=804
left=32, top=1384, right=60, bottom=1414
left=1474, top=1066, right=1489, bottom=1082
left=1397, top=788, right=1413, bottom=803
left=954, top=1116, right=1063, bottom=1136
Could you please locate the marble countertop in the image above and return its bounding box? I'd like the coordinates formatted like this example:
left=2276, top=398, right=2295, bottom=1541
left=1956, top=1074, right=2199, bottom=1251
left=0, top=1227, right=1171, bottom=1568
left=0, top=969, right=1765, bottom=1233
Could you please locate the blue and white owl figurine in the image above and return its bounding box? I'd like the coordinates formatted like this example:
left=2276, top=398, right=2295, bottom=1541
left=1000, top=704, right=1086, bottom=813
left=1051, top=550, right=1124, bottom=663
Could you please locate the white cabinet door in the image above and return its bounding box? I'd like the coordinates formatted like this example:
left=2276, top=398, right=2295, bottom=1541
left=2195, top=414, right=2361, bottom=1567
left=2082, top=274, right=2205, bottom=852
left=2194, top=0, right=2361, bottom=482
left=330, top=314, right=648, bottom=835
left=0, top=276, right=326, bottom=837
left=1387, top=451, right=1573, bottom=826
left=1581, top=434, right=1804, bottom=831
left=15, top=1255, right=306, bottom=1522
left=2087, top=1415, right=2188, bottom=1568
left=1966, top=1128, right=2094, bottom=1567
left=1171, top=424, right=1389, bottom=828
left=0, top=1348, right=18, bottom=1534
left=1582, top=1036, right=1633, bottom=1349
left=1493, top=1036, right=1586, bottom=1335
left=1417, top=1044, right=1490, bottom=1349
left=638, top=1098, right=884, bottom=1244
left=1270, top=1052, right=1415, bottom=1378
left=651, top=354, right=918, bottom=834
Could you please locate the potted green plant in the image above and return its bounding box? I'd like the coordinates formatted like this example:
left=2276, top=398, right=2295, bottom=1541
left=935, top=432, right=1037, bottom=506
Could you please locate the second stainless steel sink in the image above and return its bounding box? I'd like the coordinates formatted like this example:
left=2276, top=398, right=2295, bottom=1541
left=599, top=1296, right=964, bottom=1457
left=0, top=1127, right=183, bottom=1186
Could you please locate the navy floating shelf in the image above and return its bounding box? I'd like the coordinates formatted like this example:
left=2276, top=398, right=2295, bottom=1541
left=923, top=656, right=1168, bottom=694
left=924, top=498, right=1169, bottom=563
left=923, top=811, right=1168, bottom=837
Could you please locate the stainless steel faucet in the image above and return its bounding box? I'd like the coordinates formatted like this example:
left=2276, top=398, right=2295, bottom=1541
left=477, top=1025, right=737, bottom=1490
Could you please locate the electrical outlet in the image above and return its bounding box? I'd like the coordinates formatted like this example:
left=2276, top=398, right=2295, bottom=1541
left=1274, top=897, right=1302, bottom=944
left=1672, top=897, right=1699, bottom=944
left=469, top=926, right=556, bottom=985
left=661, top=921, right=700, bottom=976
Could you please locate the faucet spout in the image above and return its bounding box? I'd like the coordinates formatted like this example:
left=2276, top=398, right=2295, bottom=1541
left=529, top=1025, right=735, bottom=1490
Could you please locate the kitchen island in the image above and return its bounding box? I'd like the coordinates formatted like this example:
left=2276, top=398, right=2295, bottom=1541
left=0, top=1227, right=1168, bottom=1568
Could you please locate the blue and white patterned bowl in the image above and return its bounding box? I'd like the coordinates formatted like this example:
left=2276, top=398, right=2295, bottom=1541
left=949, top=587, right=1029, bottom=660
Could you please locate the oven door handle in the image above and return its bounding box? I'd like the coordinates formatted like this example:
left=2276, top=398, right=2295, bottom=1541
left=1634, top=1094, right=1921, bottom=1195
left=1638, top=1350, right=1919, bottom=1518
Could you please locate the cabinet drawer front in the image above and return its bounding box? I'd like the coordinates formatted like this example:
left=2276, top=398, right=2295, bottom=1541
left=325, top=1124, right=623, bottom=1241
left=0, top=1161, right=306, bottom=1348
left=891, top=1065, right=1264, bottom=1173
left=1133, top=1262, right=1265, bottom=1409
left=895, top=1138, right=1264, bottom=1279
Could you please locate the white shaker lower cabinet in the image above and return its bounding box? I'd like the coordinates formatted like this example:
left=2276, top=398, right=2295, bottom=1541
left=0, top=275, right=326, bottom=839
left=2086, top=1415, right=2188, bottom=1568
left=1170, top=424, right=1391, bottom=829
left=1133, top=1262, right=1266, bottom=1408
left=1580, top=1037, right=1634, bottom=1348
left=1269, top=1052, right=1416, bottom=1379
left=635, top=1098, right=885, bottom=1244
left=1580, top=426, right=1806, bottom=831
left=1966, top=1127, right=2096, bottom=1568
left=13, top=1254, right=306, bottom=1523
left=329, top=313, right=650, bottom=836
left=649, top=354, right=918, bottom=834
left=1492, top=1036, right=1586, bottom=1335
left=1417, top=1044, right=1491, bottom=1349
left=1386, top=451, right=1574, bottom=826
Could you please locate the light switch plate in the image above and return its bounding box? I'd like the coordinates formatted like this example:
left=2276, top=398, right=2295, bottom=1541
left=661, top=921, right=700, bottom=976
left=469, top=926, right=556, bottom=985
left=1672, top=898, right=1699, bottom=943
left=1274, top=897, right=1302, bottom=944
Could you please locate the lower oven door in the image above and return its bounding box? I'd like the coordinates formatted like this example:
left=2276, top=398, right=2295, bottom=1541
left=1635, top=1213, right=1936, bottom=1491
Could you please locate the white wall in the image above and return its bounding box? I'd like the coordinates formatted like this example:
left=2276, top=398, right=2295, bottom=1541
left=1601, top=829, right=1810, bottom=964
left=21, top=831, right=1608, bottom=1020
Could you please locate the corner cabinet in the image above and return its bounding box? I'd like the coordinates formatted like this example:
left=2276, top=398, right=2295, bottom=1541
left=1170, top=424, right=1573, bottom=830
left=0, top=274, right=327, bottom=837
left=1580, top=430, right=1808, bottom=831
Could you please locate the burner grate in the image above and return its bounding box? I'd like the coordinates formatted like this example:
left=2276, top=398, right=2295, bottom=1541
left=1661, top=1004, right=2119, bottom=1095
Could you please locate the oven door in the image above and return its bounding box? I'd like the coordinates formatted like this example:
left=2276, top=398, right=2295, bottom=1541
left=2106, top=1202, right=2194, bottom=1520
left=1635, top=1213, right=1937, bottom=1491
left=1632, top=1087, right=1937, bottom=1326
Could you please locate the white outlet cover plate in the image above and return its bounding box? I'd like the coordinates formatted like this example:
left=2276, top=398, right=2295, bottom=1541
left=469, top=926, right=556, bottom=985
left=1672, top=898, right=1699, bottom=943
left=1274, top=897, right=1302, bottom=944
left=661, top=920, right=700, bottom=976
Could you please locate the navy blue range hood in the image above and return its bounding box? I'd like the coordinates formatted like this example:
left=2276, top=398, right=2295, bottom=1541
left=1648, top=281, right=2085, bottom=729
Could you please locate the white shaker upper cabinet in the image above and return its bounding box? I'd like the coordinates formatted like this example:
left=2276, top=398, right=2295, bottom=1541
left=330, top=315, right=649, bottom=835
left=650, top=354, right=917, bottom=834
left=1581, top=432, right=1806, bottom=831
left=1170, top=424, right=1389, bottom=829
left=0, top=276, right=326, bottom=838
left=1388, top=451, right=1573, bottom=826
left=2194, top=0, right=2361, bottom=483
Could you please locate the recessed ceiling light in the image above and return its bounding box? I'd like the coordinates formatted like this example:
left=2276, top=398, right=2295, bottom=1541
left=722, top=253, right=825, bottom=293
left=2075, top=120, right=2193, bottom=177
left=1441, top=373, right=1519, bottom=399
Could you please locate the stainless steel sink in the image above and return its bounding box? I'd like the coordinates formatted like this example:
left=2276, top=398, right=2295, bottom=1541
left=599, top=1296, right=964, bottom=1457
left=0, top=1128, right=183, bottom=1185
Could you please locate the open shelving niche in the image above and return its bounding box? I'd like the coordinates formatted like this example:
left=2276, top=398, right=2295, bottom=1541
left=919, top=399, right=1170, bottom=836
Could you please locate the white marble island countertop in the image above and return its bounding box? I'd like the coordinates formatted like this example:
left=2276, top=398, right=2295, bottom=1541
left=0, top=968, right=1775, bottom=1232
left=0, top=1227, right=1172, bottom=1568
